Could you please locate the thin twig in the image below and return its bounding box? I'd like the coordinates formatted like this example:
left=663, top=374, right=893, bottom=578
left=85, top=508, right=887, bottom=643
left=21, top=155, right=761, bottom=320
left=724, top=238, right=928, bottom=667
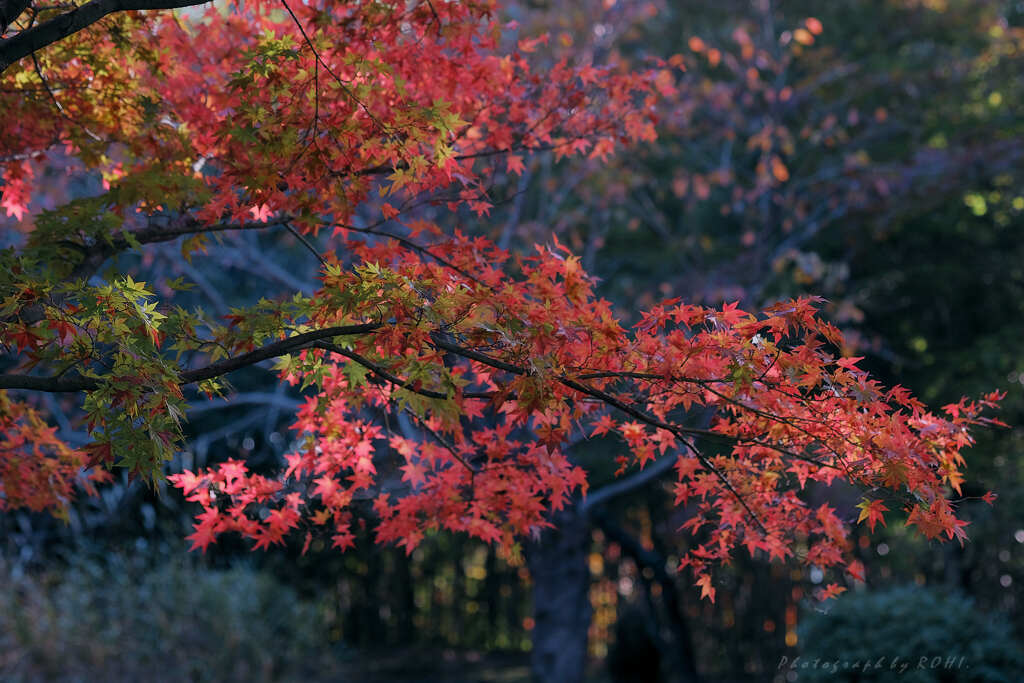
left=285, top=222, right=327, bottom=266
left=30, top=51, right=101, bottom=141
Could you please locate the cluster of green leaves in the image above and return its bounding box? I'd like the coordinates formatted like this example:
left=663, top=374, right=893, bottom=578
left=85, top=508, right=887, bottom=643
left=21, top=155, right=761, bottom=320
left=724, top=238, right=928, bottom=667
left=76, top=275, right=184, bottom=475
left=1, top=250, right=185, bottom=476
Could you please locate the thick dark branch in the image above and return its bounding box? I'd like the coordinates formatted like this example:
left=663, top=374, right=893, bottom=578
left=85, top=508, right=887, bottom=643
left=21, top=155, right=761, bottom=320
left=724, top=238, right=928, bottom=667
left=54, top=216, right=291, bottom=284
left=0, top=323, right=380, bottom=392
left=314, top=340, right=504, bottom=401
left=430, top=335, right=526, bottom=377
left=180, top=323, right=381, bottom=383
left=314, top=341, right=453, bottom=400
left=5, top=217, right=291, bottom=327
left=117, top=216, right=290, bottom=250
left=0, top=0, right=211, bottom=73
left=0, top=373, right=88, bottom=392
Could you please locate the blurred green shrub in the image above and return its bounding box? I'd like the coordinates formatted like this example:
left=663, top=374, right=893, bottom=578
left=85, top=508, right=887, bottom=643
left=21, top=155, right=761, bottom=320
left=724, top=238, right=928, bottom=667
left=0, top=549, right=342, bottom=682
left=794, top=585, right=1023, bottom=682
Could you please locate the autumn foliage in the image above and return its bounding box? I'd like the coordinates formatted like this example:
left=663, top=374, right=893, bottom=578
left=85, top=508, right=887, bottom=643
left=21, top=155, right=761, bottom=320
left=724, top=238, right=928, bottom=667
left=0, top=0, right=1002, bottom=601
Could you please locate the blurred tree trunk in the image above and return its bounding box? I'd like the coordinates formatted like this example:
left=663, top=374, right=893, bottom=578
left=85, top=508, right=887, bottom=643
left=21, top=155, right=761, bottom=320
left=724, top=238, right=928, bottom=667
left=526, top=506, right=591, bottom=683
left=595, top=508, right=701, bottom=683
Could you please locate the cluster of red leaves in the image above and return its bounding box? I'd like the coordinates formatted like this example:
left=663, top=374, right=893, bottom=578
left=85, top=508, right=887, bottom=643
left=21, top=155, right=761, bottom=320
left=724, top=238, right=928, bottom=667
left=171, top=381, right=587, bottom=556
left=1, top=0, right=657, bottom=225
left=169, top=228, right=1001, bottom=599
left=0, top=391, right=109, bottom=513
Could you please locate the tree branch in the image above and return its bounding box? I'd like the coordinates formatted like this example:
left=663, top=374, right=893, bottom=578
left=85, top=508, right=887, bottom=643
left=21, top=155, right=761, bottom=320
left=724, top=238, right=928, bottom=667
left=580, top=452, right=678, bottom=515
left=5, top=216, right=293, bottom=328
left=119, top=215, right=290, bottom=250
left=0, top=0, right=212, bottom=73
left=53, top=216, right=291, bottom=286
left=180, top=323, right=380, bottom=383
left=0, top=322, right=380, bottom=392
left=314, top=340, right=503, bottom=401
left=314, top=341, right=453, bottom=400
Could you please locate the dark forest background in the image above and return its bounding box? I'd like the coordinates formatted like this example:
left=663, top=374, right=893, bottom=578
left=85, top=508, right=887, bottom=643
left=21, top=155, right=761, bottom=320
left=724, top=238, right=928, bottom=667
left=2, top=1, right=1023, bottom=681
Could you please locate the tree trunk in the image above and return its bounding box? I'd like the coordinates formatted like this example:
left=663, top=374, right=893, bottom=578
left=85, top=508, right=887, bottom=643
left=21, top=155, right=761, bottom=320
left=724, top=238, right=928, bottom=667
left=594, top=509, right=701, bottom=683
left=526, top=506, right=592, bottom=683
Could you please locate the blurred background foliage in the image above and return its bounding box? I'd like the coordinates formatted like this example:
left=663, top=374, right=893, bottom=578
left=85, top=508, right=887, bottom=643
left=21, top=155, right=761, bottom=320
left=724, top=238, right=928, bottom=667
left=2, top=0, right=1023, bottom=681
left=797, top=586, right=1023, bottom=682
left=0, top=549, right=343, bottom=682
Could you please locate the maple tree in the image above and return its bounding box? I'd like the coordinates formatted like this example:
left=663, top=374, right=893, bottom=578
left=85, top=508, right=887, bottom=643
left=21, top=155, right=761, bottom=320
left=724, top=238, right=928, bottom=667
left=0, top=0, right=1004, bottom=605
